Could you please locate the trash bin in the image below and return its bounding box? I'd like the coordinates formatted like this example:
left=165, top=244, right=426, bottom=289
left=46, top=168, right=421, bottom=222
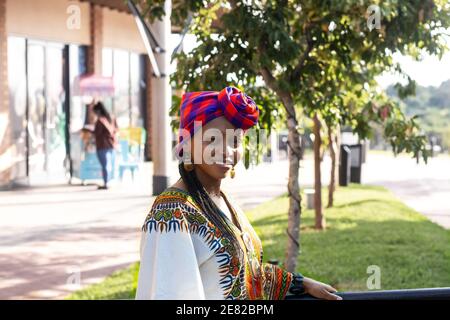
left=339, top=145, right=351, bottom=186
left=348, top=144, right=363, bottom=183
left=304, top=189, right=315, bottom=209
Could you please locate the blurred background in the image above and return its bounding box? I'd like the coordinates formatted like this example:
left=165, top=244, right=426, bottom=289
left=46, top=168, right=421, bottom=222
left=0, top=0, right=449, bottom=300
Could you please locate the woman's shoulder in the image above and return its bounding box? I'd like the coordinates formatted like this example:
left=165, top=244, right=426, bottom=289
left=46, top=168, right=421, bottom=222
left=142, top=187, right=206, bottom=233
left=153, top=187, right=200, bottom=211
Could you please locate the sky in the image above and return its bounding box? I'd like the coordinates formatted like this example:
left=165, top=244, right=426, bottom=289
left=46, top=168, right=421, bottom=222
left=376, top=51, right=450, bottom=88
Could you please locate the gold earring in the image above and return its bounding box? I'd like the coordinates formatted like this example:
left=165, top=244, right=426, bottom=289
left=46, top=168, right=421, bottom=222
left=230, top=166, right=235, bottom=179
left=183, top=151, right=194, bottom=172
left=184, top=162, right=194, bottom=172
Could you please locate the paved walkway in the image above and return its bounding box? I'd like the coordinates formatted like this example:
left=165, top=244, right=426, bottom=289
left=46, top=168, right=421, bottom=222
left=363, top=152, right=450, bottom=229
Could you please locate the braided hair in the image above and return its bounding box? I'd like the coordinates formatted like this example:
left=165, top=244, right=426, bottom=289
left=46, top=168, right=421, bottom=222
left=178, top=162, right=238, bottom=241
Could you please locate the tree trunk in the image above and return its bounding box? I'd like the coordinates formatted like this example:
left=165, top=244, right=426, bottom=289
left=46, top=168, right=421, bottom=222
left=313, top=113, right=325, bottom=229
left=258, top=68, right=302, bottom=272
left=327, top=125, right=338, bottom=208
left=284, top=110, right=302, bottom=272
left=327, top=127, right=336, bottom=208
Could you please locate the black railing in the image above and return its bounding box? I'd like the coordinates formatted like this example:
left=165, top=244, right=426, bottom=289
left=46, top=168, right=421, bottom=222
left=285, top=287, right=450, bottom=300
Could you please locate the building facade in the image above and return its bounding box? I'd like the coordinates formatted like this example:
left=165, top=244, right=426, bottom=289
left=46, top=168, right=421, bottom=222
left=0, top=0, right=155, bottom=188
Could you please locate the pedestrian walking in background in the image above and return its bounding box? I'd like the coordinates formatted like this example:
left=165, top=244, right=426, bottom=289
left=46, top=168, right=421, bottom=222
left=92, top=101, right=118, bottom=190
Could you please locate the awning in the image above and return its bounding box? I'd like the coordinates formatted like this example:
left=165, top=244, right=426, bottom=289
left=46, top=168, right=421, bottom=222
left=72, top=74, right=115, bottom=97
left=78, top=0, right=130, bottom=13
left=78, top=0, right=224, bottom=33
left=77, top=0, right=183, bottom=32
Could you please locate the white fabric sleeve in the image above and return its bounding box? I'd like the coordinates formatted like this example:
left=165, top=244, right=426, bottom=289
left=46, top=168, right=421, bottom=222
left=135, top=225, right=206, bottom=300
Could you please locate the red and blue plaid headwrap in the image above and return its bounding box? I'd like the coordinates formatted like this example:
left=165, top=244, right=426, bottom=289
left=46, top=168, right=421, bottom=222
left=178, top=86, right=259, bottom=147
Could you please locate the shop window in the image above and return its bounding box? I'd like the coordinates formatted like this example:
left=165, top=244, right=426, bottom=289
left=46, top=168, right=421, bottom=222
left=102, top=48, right=144, bottom=129
left=7, top=37, right=27, bottom=181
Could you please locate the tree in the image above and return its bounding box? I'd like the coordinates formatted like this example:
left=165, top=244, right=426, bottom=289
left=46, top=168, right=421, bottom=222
left=312, top=112, right=325, bottom=229
left=327, top=123, right=340, bottom=208
left=141, top=0, right=450, bottom=272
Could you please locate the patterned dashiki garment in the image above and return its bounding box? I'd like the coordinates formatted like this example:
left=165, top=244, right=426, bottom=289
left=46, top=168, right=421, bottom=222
left=135, top=187, right=294, bottom=300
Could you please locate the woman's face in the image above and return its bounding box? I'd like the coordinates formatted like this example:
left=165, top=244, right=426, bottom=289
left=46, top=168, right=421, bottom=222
left=189, top=116, right=244, bottom=180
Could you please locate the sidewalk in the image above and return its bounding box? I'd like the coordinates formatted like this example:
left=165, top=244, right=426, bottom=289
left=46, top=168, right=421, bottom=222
left=0, top=159, right=291, bottom=299
left=363, top=152, right=450, bottom=229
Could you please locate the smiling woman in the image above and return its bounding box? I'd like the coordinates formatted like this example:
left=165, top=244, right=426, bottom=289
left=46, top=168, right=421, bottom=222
left=135, top=86, right=340, bottom=300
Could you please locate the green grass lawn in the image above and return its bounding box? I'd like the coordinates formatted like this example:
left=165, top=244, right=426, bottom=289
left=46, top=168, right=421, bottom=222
left=67, top=184, right=450, bottom=299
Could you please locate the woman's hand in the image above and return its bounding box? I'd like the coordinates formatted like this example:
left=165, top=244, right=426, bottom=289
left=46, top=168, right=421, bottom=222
left=303, top=277, right=343, bottom=300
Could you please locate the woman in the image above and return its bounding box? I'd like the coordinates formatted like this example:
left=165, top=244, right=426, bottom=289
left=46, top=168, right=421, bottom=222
left=136, top=87, right=341, bottom=300
left=92, top=101, right=118, bottom=190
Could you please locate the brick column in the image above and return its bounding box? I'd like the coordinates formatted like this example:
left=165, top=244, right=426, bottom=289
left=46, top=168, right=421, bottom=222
left=86, top=4, right=103, bottom=74
left=0, top=0, right=12, bottom=187
left=145, top=59, right=152, bottom=161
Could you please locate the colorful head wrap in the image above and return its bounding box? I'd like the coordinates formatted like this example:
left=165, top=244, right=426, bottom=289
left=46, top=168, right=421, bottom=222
left=177, top=86, right=259, bottom=152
